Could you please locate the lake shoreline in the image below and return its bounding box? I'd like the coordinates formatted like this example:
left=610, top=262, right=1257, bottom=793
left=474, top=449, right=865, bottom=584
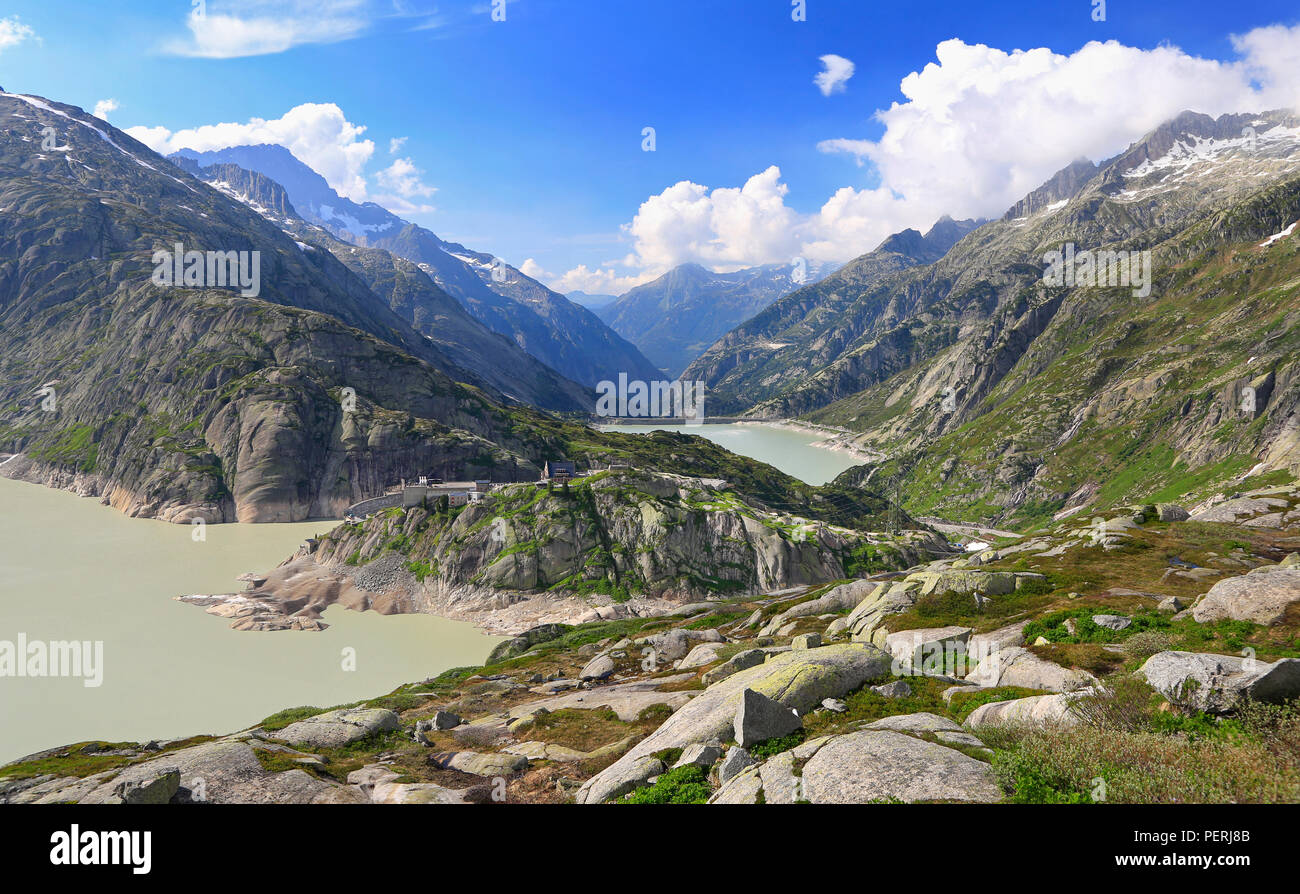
left=736, top=418, right=885, bottom=466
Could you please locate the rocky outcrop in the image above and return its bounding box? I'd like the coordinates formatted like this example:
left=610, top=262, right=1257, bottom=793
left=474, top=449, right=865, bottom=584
left=1138, top=651, right=1300, bottom=713
left=577, top=643, right=890, bottom=803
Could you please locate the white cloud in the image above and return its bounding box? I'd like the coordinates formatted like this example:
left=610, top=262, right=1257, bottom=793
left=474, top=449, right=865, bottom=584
left=545, top=264, right=655, bottom=297
left=518, top=258, right=551, bottom=280
left=0, top=16, right=35, bottom=52
left=375, top=157, right=436, bottom=198
left=92, top=99, right=119, bottom=121
left=568, top=25, right=1300, bottom=281
left=815, top=54, right=855, bottom=96
left=389, top=136, right=408, bottom=154
left=165, top=1, right=370, bottom=58
left=372, top=156, right=438, bottom=214
left=624, top=166, right=803, bottom=271
left=125, top=103, right=375, bottom=201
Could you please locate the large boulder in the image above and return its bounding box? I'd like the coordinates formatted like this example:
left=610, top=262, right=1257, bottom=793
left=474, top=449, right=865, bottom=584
left=963, top=693, right=1084, bottom=729
left=1138, top=651, right=1300, bottom=713
left=576, top=643, right=889, bottom=803
left=1192, top=569, right=1300, bottom=625
left=435, top=751, right=529, bottom=777
left=800, top=731, right=1001, bottom=803
left=884, top=626, right=972, bottom=674
left=716, top=746, right=756, bottom=783
left=907, top=570, right=1018, bottom=598
left=864, top=712, right=963, bottom=734
left=677, top=642, right=728, bottom=669
left=273, top=707, right=400, bottom=749
left=734, top=689, right=802, bottom=746
left=638, top=628, right=722, bottom=664
left=112, top=768, right=180, bottom=805
left=579, top=654, right=617, bottom=681
left=673, top=742, right=722, bottom=770
left=967, top=647, right=1097, bottom=692
left=1156, top=503, right=1190, bottom=522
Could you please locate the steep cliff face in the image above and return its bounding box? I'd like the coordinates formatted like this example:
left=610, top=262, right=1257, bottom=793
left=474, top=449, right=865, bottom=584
left=685, top=110, right=1300, bottom=526
left=310, top=470, right=945, bottom=605
left=0, top=92, right=552, bottom=522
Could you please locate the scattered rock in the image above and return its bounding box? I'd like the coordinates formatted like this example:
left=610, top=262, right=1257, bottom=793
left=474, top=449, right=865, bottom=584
left=792, top=632, right=822, bottom=650
left=576, top=643, right=889, bottom=803
left=871, top=680, right=913, bottom=698
left=821, top=698, right=848, bottom=712
left=673, top=742, right=723, bottom=770
left=1092, top=614, right=1132, bottom=630
left=709, top=748, right=751, bottom=787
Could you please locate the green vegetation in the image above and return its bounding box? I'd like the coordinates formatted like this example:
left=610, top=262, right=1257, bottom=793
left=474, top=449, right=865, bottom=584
left=622, top=765, right=712, bottom=804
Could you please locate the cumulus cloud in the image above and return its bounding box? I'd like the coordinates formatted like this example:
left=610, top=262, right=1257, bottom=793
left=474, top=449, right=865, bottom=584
left=92, top=99, right=119, bottom=121
left=165, top=1, right=370, bottom=58
left=815, top=54, right=855, bottom=96
left=373, top=156, right=438, bottom=214
left=547, top=25, right=1300, bottom=289
left=546, top=264, right=657, bottom=297
left=125, top=103, right=376, bottom=201
left=0, top=16, right=35, bottom=52
left=389, top=136, right=408, bottom=154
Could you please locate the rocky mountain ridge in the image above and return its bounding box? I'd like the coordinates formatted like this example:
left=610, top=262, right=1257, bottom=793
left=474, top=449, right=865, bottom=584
left=685, top=110, right=1300, bottom=527
left=173, top=144, right=661, bottom=388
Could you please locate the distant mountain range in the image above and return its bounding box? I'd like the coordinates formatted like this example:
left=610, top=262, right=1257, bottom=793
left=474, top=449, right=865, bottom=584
left=567, top=290, right=619, bottom=311
left=172, top=145, right=660, bottom=388
left=686, top=109, right=1300, bottom=526
left=597, top=260, right=841, bottom=376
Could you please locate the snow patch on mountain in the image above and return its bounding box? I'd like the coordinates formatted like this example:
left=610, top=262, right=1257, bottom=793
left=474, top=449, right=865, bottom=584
left=1260, top=221, right=1298, bottom=248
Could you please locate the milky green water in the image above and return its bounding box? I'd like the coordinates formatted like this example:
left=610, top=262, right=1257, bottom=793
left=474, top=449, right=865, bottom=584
left=0, top=477, right=502, bottom=763
left=599, top=423, right=861, bottom=485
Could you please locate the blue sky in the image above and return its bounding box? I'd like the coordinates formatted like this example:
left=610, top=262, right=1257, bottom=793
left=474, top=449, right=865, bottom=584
left=2, top=1, right=1298, bottom=294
